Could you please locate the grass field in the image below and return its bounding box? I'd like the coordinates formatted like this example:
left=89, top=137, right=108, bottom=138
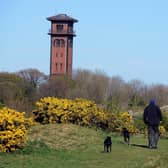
left=0, top=124, right=167, bottom=168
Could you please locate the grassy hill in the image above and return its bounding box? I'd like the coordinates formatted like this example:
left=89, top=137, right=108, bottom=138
left=0, top=124, right=167, bottom=168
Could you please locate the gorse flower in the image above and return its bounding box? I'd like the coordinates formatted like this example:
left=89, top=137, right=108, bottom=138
left=33, top=97, right=137, bottom=133
left=159, top=125, right=166, bottom=138
left=0, top=107, right=33, bottom=152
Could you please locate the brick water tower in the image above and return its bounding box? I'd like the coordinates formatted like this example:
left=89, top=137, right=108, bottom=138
left=47, top=14, right=78, bottom=77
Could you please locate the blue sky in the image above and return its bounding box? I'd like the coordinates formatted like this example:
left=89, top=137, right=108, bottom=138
left=1, top=0, right=168, bottom=85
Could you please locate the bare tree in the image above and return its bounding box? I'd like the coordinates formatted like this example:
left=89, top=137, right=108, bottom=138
left=16, top=68, right=47, bottom=88
left=147, top=84, right=168, bottom=106
left=72, top=69, right=109, bottom=103
left=39, top=75, right=75, bottom=98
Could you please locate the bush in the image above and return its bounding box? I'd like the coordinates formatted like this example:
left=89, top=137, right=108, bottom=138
left=0, top=107, right=33, bottom=152
left=117, top=112, right=138, bottom=133
left=0, top=102, right=5, bottom=109
left=159, top=125, right=167, bottom=138
left=134, top=114, right=146, bottom=134
left=134, top=114, right=167, bottom=137
left=33, top=97, right=108, bottom=127
left=33, top=97, right=137, bottom=133
left=162, top=113, right=168, bottom=131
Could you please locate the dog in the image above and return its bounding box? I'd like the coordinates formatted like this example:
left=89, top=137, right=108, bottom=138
left=104, top=136, right=112, bottom=152
left=122, top=128, right=130, bottom=145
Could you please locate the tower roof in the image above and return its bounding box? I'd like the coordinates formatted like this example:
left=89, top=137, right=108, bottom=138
left=47, top=14, right=78, bottom=22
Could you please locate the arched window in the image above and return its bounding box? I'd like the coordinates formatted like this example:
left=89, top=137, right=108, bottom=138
left=60, top=39, right=65, bottom=47
left=53, top=39, right=60, bottom=47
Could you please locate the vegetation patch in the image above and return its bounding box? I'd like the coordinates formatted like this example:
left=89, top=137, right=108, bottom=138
left=28, top=124, right=103, bottom=150
left=32, top=97, right=137, bottom=133
left=0, top=123, right=168, bottom=168
left=0, top=107, right=33, bottom=152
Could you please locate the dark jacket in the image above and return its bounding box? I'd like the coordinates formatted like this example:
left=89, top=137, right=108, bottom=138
left=143, top=103, right=162, bottom=126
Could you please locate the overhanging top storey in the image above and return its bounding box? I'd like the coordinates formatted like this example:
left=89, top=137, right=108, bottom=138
left=47, top=14, right=78, bottom=23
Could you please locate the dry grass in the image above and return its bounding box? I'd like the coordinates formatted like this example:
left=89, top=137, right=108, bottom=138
left=28, top=123, right=102, bottom=150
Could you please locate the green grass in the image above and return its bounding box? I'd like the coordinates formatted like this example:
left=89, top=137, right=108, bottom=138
left=0, top=124, right=167, bottom=168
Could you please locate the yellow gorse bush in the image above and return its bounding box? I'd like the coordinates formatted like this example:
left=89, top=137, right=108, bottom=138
left=33, top=97, right=137, bottom=133
left=33, top=97, right=108, bottom=128
left=159, top=125, right=166, bottom=138
left=117, top=112, right=138, bottom=133
left=0, top=107, right=33, bottom=152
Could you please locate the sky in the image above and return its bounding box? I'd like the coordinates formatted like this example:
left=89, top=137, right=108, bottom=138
left=1, top=0, right=168, bottom=85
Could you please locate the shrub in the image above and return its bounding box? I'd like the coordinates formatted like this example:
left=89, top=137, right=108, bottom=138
left=33, top=97, right=137, bottom=133
left=161, top=113, right=168, bottom=131
left=0, top=107, right=33, bottom=152
left=33, top=97, right=108, bottom=127
left=159, top=125, right=167, bottom=138
left=117, top=112, right=138, bottom=133
left=134, top=114, right=146, bottom=134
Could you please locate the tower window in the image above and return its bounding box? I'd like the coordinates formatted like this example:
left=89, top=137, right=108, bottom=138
left=56, top=63, right=58, bottom=70
left=60, top=53, right=63, bottom=57
left=60, top=63, right=63, bottom=71
left=68, top=24, right=73, bottom=33
left=56, top=24, right=63, bottom=32
left=60, top=39, right=65, bottom=47
left=53, top=39, right=60, bottom=47
left=68, top=39, right=73, bottom=48
left=56, top=53, right=58, bottom=57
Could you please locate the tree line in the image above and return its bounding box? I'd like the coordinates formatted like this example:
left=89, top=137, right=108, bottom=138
left=0, top=68, right=168, bottom=114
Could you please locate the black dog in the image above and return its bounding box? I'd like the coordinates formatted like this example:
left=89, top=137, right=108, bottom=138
left=104, top=136, right=112, bottom=152
left=122, top=128, right=130, bottom=145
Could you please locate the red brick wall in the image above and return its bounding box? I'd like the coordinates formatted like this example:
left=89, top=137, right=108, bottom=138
left=50, top=22, right=73, bottom=76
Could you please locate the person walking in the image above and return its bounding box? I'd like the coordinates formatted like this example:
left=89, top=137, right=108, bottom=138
left=143, top=99, right=162, bottom=149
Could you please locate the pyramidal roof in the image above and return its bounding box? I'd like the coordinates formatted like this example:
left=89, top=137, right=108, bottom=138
left=47, top=14, right=78, bottom=22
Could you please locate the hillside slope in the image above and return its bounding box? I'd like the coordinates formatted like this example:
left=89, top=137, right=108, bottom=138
left=28, top=124, right=104, bottom=150
left=0, top=124, right=167, bottom=168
